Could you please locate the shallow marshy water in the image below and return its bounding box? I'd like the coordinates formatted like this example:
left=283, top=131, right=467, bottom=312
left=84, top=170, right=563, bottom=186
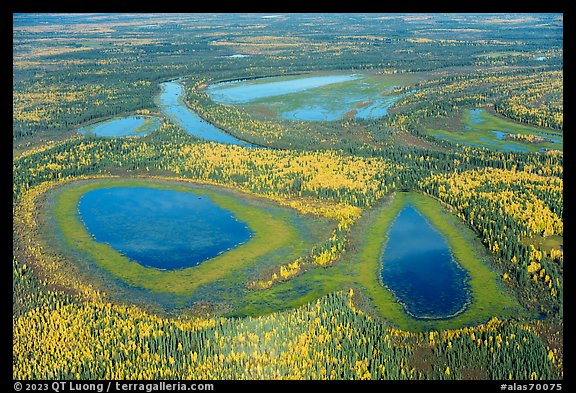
left=207, top=73, right=405, bottom=121
left=78, top=116, right=161, bottom=137
left=208, top=74, right=361, bottom=104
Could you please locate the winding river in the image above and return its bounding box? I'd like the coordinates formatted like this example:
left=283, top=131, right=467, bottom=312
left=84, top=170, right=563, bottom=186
left=155, top=80, right=257, bottom=147
left=78, top=79, right=257, bottom=147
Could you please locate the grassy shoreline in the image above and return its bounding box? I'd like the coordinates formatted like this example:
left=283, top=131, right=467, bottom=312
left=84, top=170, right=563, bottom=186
left=79, top=115, right=162, bottom=137
left=46, top=178, right=523, bottom=329
left=52, top=178, right=301, bottom=296
left=235, top=191, right=523, bottom=331
left=350, top=191, right=522, bottom=331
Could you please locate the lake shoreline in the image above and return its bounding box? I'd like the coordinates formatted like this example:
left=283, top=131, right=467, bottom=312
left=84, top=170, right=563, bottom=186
left=350, top=191, right=521, bottom=331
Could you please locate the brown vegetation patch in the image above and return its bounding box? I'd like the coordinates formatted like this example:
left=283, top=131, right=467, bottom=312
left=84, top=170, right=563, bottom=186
left=460, top=367, right=489, bottom=380
left=409, top=345, right=435, bottom=374
left=243, top=104, right=279, bottom=119
left=355, top=101, right=373, bottom=108
left=534, top=322, right=563, bottom=351
left=345, top=110, right=358, bottom=119
left=391, top=131, right=445, bottom=151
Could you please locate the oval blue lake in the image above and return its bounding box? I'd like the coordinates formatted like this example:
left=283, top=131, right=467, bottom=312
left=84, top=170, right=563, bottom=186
left=155, top=80, right=256, bottom=147
left=78, top=116, right=161, bottom=137
left=77, top=187, right=254, bottom=270
left=381, top=204, right=470, bottom=319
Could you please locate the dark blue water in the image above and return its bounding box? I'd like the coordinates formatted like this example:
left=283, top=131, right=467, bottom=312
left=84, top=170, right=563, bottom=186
left=381, top=204, right=470, bottom=319
left=77, top=187, right=254, bottom=270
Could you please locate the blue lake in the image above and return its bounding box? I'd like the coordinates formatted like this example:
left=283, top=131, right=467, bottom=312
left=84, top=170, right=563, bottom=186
left=78, top=116, right=161, bottom=137
left=381, top=204, right=470, bottom=319
left=156, top=80, right=256, bottom=147
left=77, top=187, right=254, bottom=270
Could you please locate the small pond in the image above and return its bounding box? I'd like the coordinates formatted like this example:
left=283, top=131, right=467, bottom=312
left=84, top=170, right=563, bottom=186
left=77, top=187, right=254, bottom=270
left=380, top=204, right=470, bottom=319
left=468, top=108, right=484, bottom=124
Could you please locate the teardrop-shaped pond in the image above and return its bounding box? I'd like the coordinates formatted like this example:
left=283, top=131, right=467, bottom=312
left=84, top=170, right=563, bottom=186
left=381, top=204, right=470, bottom=319
left=77, top=187, right=254, bottom=270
